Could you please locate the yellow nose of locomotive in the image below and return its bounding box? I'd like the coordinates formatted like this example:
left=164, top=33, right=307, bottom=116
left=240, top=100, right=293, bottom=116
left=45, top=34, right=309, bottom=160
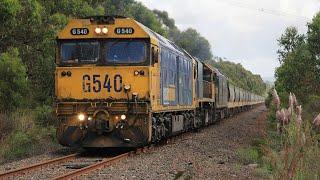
left=55, top=66, right=149, bottom=100
left=55, top=66, right=151, bottom=147
left=55, top=16, right=159, bottom=148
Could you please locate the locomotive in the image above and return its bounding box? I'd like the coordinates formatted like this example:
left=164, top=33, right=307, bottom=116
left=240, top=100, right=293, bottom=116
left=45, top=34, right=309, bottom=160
left=55, top=16, right=264, bottom=148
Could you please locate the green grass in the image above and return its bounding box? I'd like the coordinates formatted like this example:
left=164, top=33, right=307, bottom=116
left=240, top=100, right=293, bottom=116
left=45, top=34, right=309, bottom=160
left=0, top=126, right=58, bottom=161
left=236, top=146, right=260, bottom=165
left=0, top=108, right=60, bottom=163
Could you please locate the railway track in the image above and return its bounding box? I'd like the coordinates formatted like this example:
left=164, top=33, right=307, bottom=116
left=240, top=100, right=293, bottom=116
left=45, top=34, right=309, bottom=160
left=52, top=151, right=132, bottom=180
left=0, top=132, right=190, bottom=179
left=0, top=147, right=153, bottom=179
left=0, top=153, right=79, bottom=179
left=52, top=135, right=189, bottom=179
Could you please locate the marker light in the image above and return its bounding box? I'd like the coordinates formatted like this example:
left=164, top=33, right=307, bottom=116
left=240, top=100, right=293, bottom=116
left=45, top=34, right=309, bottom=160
left=124, top=84, right=131, bottom=91
left=102, top=27, right=108, bottom=34
left=121, top=114, right=126, bottom=120
left=88, top=116, right=93, bottom=121
left=78, top=113, right=85, bottom=121
left=95, top=27, right=102, bottom=34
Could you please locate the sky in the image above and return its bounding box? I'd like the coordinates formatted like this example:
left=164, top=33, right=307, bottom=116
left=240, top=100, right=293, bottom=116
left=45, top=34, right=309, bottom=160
left=137, top=0, right=320, bottom=81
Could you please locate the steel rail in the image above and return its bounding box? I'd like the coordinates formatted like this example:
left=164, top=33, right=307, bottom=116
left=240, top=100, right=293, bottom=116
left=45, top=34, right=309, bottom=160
left=0, top=153, right=79, bottom=179
left=52, top=152, right=132, bottom=180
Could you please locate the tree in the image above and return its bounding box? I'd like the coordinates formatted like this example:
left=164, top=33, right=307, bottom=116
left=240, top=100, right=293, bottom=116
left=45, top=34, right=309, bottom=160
left=307, top=12, right=320, bottom=56
left=307, top=12, right=320, bottom=84
left=275, top=43, right=315, bottom=103
left=277, top=27, right=304, bottom=64
left=275, top=13, right=320, bottom=103
left=175, top=28, right=213, bottom=60
left=153, top=10, right=176, bottom=30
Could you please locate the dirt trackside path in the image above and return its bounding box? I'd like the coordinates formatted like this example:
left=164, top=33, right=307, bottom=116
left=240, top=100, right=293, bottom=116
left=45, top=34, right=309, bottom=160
left=82, top=105, right=267, bottom=179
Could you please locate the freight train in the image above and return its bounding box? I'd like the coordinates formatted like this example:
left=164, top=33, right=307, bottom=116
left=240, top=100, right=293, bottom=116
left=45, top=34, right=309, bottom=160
left=55, top=16, right=264, bottom=148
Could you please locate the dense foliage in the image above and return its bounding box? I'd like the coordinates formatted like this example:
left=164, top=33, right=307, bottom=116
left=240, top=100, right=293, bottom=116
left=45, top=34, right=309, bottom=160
left=275, top=13, right=320, bottom=104
left=206, top=58, right=266, bottom=95
left=0, top=49, right=28, bottom=111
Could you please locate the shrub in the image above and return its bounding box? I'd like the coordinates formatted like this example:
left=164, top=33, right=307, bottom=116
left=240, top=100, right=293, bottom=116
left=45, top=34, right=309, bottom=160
left=0, top=48, right=29, bottom=111
left=3, top=131, right=33, bottom=159
left=0, top=108, right=59, bottom=163
left=34, top=105, right=55, bottom=127
left=0, top=112, right=14, bottom=140
left=0, top=126, right=59, bottom=162
left=0, top=109, right=34, bottom=141
left=304, top=95, right=320, bottom=120
left=264, top=89, right=273, bottom=108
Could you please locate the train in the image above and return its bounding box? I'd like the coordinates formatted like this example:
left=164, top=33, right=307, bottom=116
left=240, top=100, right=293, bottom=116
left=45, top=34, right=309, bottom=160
left=55, top=15, right=264, bottom=148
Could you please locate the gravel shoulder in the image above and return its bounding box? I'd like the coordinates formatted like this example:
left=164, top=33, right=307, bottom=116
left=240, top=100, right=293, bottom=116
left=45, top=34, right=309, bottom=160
left=82, top=105, right=267, bottom=179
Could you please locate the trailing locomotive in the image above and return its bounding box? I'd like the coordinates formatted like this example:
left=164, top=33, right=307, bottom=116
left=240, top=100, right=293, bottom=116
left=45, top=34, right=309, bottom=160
left=55, top=16, right=264, bottom=148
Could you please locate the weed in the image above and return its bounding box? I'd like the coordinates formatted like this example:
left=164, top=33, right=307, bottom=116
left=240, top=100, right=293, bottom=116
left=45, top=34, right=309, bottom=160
left=263, top=90, right=320, bottom=179
left=237, top=146, right=260, bottom=165
left=234, top=163, right=242, bottom=172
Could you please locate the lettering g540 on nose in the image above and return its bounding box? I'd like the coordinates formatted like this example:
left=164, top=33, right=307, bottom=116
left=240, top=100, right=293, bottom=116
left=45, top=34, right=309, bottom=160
left=82, top=74, right=123, bottom=93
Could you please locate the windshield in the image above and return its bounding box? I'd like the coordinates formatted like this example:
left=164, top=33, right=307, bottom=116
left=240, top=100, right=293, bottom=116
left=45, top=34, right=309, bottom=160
left=104, top=40, right=147, bottom=64
left=61, top=41, right=99, bottom=63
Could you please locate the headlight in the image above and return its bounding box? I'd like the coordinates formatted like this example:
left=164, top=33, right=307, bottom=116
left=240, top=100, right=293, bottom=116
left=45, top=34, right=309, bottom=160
left=102, top=27, right=108, bottom=34
left=121, top=114, right=126, bottom=120
left=95, top=27, right=102, bottom=34
left=78, top=113, right=85, bottom=121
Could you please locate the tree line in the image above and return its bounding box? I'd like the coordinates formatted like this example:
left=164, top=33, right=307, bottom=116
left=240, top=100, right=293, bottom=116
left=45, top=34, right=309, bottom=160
left=206, top=58, right=266, bottom=96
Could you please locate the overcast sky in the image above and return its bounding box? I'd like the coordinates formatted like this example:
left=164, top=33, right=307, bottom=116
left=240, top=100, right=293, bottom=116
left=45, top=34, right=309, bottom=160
left=137, top=0, right=320, bottom=81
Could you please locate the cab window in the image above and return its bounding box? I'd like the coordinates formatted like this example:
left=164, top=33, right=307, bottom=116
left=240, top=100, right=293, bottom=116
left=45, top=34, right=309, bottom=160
left=60, top=41, right=99, bottom=64
left=103, top=40, right=147, bottom=64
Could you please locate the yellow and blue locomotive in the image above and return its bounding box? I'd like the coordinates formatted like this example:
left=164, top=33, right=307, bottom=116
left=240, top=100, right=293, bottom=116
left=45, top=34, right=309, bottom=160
left=55, top=16, right=264, bottom=148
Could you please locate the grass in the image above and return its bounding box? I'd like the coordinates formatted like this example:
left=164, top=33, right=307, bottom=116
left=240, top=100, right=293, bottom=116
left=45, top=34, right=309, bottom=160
left=236, top=146, right=260, bottom=165
left=0, top=107, right=60, bottom=163
left=0, top=126, right=58, bottom=161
